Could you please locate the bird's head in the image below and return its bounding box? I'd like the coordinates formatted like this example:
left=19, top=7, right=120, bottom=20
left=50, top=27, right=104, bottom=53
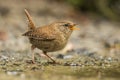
left=54, top=21, right=79, bottom=33
left=51, top=21, right=80, bottom=39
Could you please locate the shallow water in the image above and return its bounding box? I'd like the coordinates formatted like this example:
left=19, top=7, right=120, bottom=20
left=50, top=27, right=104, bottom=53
left=0, top=58, right=120, bottom=80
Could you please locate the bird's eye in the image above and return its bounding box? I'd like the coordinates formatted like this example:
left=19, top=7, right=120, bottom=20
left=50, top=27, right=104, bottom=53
left=63, top=23, right=69, bottom=27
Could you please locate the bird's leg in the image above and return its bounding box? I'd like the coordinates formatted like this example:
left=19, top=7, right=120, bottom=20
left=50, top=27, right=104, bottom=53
left=38, top=53, right=46, bottom=57
left=43, top=51, right=56, bottom=63
left=31, top=45, right=36, bottom=63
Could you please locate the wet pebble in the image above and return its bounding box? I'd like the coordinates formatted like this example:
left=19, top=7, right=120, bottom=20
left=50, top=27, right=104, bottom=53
left=64, top=62, right=71, bottom=66
left=56, top=54, right=73, bottom=59
left=56, top=54, right=64, bottom=59
left=70, top=63, right=78, bottom=66
left=6, top=71, right=19, bottom=76
left=63, top=55, right=73, bottom=59
left=107, top=57, right=112, bottom=61
left=0, top=55, right=8, bottom=60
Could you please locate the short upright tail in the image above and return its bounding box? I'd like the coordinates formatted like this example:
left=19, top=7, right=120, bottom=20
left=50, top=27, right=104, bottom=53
left=24, top=9, right=36, bottom=30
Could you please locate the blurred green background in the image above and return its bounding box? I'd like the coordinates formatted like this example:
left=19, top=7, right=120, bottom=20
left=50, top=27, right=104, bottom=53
left=66, top=0, right=120, bottom=21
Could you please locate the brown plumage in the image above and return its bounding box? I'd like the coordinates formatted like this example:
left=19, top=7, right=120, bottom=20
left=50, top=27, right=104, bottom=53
left=23, top=9, right=79, bottom=63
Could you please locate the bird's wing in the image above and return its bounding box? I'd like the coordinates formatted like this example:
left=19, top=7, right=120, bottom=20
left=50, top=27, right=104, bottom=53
left=22, top=27, right=56, bottom=41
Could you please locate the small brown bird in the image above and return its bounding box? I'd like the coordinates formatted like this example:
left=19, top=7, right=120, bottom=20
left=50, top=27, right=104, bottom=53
left=23, top=9, right=79, bottom=63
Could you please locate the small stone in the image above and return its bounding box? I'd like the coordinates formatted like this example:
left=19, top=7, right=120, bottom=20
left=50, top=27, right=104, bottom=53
left=0, top=55, right=8, bottom=60
left=56, top=54, right=64, bottom=59
left=70, top=63, right=78, bottom=66
left=64, top=55, right=73, bottom=59
left=6, top=71, right=18, bottom=75
left=107, top=57, right=112, bottom=61
left=64, top=62, right=70, bottom=66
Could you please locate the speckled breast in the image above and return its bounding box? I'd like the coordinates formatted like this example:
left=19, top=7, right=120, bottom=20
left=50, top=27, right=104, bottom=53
left=29, top=38, right=67, bottom=52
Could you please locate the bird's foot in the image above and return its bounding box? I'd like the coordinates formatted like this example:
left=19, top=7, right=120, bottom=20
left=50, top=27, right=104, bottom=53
left=26, top=59, right=36, bottom=64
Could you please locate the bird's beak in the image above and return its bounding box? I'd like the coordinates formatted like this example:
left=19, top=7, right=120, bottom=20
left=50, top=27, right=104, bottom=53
left=70, top=24, right=80, bottom=30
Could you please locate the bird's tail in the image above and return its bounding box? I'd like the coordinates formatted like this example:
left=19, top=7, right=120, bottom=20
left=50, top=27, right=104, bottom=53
left=24, top=9, right=36, bottom=30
